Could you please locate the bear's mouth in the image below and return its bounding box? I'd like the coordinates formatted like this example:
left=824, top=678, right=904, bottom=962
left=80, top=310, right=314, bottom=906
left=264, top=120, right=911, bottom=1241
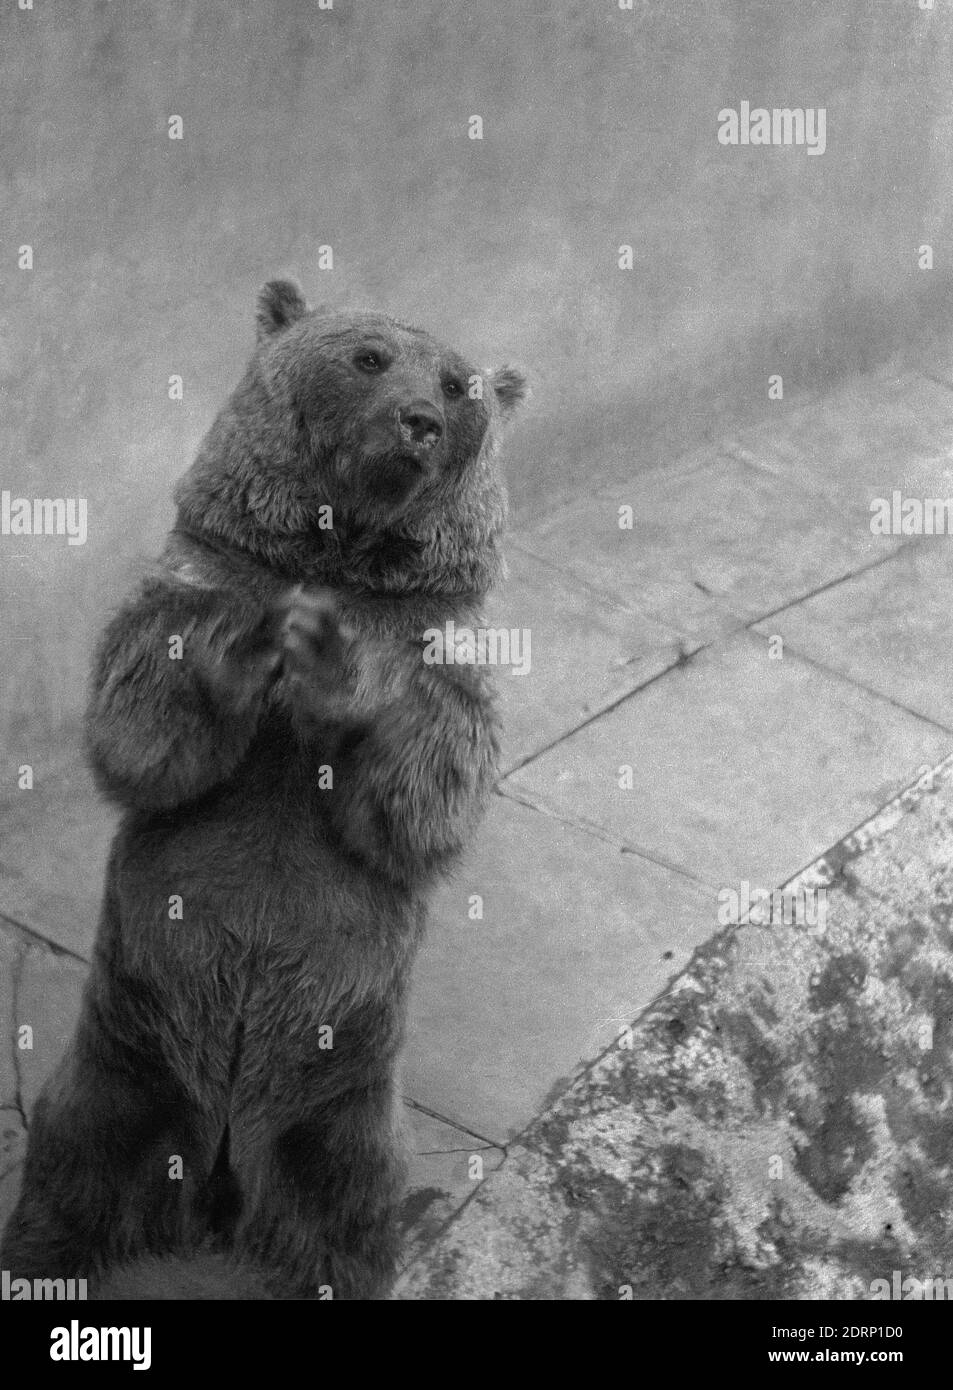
left=375, top=447, right=430, bottom=476
left=393, top=449, right=427, bottom=469
left=391, top=439, right=438, bottom=471
left=355, top=447, right=431, bottom=508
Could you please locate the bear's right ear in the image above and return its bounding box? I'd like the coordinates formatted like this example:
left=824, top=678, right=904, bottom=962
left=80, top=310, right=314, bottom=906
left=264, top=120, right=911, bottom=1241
left=489, top=364, right=529, bottom=421
left=255, top=279, right=309, bottom=342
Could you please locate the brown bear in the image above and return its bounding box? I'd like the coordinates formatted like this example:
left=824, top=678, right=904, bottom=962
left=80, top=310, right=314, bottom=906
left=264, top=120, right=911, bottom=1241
left=0, top=280, right=526, bottom=1299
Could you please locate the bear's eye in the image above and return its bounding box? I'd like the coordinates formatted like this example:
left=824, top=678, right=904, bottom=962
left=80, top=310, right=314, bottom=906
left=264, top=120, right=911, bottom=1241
left=442, top=377, right=464, bottom=399
left=355, top=351, right=386, bottom=373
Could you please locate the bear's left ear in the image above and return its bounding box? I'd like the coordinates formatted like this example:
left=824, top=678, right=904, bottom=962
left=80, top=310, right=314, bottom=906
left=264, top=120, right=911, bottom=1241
left=256, top=279, right=309, bottom=342
left=490, top=364, right=529, bottom=421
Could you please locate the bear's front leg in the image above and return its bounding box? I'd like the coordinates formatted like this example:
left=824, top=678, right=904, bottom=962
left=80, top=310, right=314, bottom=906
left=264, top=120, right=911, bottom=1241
left=86, top=577, right=283, bottom=812
left=279, top=587, right=355, bottom=724
left=278, top=589, right=499, bottom=886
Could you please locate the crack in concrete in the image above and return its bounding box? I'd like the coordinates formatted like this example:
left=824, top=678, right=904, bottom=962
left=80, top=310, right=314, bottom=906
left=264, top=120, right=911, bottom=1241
left=0, top=909, right=89, bottom=966
left=498, top=638, right=707, bottom=780
left=403, top=1096, right=506, bottom=1152
left=761, top=635, right=953, bottom=738
left=9, top=943, right=29, bottom=1133
left=743, top=540, right=920, bottom=631
left=495, top=780, right=718, bottom=889
left=415, top=1147, right=500, bottom=1157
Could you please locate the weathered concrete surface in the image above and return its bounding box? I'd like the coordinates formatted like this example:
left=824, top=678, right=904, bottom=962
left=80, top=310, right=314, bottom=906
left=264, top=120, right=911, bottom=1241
left=488, top=544, right=683, bottom=773
left=725, top=369, right=953, bottom=511
left=396, top=758, right=953, bottom=1299
left=752, top=542, right=953, bottom=731
left=0, top=757, right=114, bottom=960
left=507, top=630, right=952, bottom=890
left=515, top=437, right=908, bottom=647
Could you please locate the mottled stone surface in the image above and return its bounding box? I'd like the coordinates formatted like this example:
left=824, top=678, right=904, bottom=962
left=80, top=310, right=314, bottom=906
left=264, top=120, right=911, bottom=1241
left=396, top=757, right=953, bottom=1300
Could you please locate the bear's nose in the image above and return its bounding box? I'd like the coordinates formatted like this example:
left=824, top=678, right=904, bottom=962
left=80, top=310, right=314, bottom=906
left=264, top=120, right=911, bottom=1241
left=397, top=401, right=444, bottom=450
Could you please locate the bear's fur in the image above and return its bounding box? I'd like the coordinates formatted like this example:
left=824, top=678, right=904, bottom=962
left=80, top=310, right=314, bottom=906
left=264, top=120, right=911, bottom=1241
left=0, top=281, right=526, bottom=1299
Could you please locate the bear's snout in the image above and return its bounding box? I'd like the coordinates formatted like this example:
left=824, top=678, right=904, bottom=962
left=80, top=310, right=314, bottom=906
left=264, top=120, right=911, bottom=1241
left=396, top=399, right=444, bottom=454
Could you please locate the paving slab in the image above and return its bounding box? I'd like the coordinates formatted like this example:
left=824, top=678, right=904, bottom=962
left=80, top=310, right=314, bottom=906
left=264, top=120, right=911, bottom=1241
left=14, top=941, right=88, bottom=1114
left=396, top=756, right=953, bottom=1300
left=752, top=541, right=953, bottom=733
left=488, top=545, right=683, bottom=772
left=404, top=790, right=716, bottom=1144
left=725, top=369, right=953, bottom=517
left=0, top=756, right=113, bottom=960
left=515, top=452, right=902, bottom=647
left=505, top=630, right=952, bottom=891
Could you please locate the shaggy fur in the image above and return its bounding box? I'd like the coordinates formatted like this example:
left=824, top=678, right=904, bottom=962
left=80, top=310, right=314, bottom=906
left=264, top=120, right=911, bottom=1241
left=0, top=281, right=526, bottom=1299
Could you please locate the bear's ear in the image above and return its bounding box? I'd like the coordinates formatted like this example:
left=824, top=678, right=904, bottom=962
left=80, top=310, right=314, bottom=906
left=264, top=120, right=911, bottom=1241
left=256, top=279, right=309, bottom=342
left=490, top=364, right=529, bottom=421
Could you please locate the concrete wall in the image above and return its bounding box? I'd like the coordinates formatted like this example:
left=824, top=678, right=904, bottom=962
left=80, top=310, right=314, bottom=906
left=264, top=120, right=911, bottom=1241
left=2, top=0, right=951, bottom=758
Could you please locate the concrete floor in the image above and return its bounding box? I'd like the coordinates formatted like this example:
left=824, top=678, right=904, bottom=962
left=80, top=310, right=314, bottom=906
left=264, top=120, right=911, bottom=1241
left=2, top=352, right=953, bottom=1289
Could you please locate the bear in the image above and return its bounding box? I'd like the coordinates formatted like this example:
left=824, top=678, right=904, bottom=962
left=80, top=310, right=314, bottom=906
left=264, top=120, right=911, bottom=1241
left=0, top=280, right=526, bottom=1299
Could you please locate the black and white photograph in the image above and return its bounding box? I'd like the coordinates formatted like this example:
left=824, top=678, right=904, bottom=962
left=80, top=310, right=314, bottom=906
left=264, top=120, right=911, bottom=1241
left=1, top=0, right=952, bottom=1350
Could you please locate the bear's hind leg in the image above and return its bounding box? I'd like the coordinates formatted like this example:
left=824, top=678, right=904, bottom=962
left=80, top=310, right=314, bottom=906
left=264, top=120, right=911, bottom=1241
left=231, top=1079, right=407, bottom=1301
left=0, top=997, right=221, bottom=1286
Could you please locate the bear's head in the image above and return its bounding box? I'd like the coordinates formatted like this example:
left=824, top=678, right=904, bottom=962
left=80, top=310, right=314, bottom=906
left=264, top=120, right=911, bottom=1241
left=174, top=280, right=527, bottom=600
